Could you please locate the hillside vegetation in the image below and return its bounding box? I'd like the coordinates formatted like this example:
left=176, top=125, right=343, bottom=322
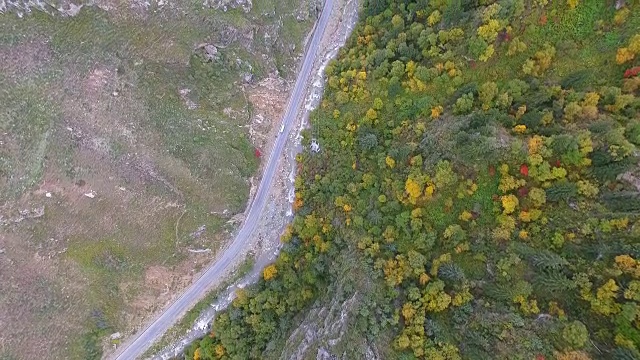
left=187, top=0, right=640, bottom=359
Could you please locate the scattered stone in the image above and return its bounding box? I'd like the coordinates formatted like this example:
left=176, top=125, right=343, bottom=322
left=204, top=44, right=218, bottom=60
left=179, top=88, right=198, bottom=110
left=310, top=138, right=320, bottom=153
left=187, top=248, right=211, bottom=253
left=32, top=206, right=44, bottom=218
left=58, top=3, right=83, bottom=16
left=242, top=72, right=254, bottom=83
left=110, top=332, right=122, bottom=340
left=195, top=319, right=209, bottom=330
left=621, top=171, right=640, bottom=192
left=3, top=206, right=45, bottom=225
left=84, top=191, right=96, bottom=198
left=0, top=249, right=5, bottom=254
left=190, top=225, right=207, bottom=239
left=45, top=192, right=52, bottom=198
left=203, top=0, right=252, bottom=13
left=211, top=209, right=231, bottom=217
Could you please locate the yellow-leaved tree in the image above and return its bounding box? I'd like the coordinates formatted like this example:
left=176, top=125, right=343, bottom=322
left=263, top=264, right=278, bottom=280
left=405, top=178, right=423, bottom=204
left=501, top=194, right=519, bottom=214
left=616, top=34, right=640, bottom=64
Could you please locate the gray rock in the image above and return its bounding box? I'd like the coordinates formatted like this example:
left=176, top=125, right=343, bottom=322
left=204, top=44, right=218, bottom=61
left=190, top=225, right=207, bottom=239
left=242, top=72, right=254, bottom=83
left=203, top=0, right=252, bottom=13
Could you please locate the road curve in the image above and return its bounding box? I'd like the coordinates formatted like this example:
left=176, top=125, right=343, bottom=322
left=112, top=1, right=335, bottom=359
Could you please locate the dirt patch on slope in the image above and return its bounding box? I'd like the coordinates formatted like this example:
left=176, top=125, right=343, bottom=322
left=0, top=36, right=53, bottom=83
left=0, top=231, right=88, bottom=359
left=246, top=75, right=290, bottom=149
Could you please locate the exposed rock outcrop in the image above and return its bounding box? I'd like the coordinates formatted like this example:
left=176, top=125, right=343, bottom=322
left=202, top=0, right=251, bottom=13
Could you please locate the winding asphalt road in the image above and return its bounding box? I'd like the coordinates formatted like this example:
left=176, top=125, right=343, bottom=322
left=112, top=0, right=334, bottom=359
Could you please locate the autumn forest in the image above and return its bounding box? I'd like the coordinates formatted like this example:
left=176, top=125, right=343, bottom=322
left=188, top=0, right=640, bottom=359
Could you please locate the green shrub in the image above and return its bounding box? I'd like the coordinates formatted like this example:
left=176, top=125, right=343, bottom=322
left=625, top=122, right=640, bottom=145
left=561, top=70, right=592, bottom=91
left=546, top=182, right=578, bottom=202
left=602, top=192, right=640, bottom=212
left=562, top=321, right=589, bottom=349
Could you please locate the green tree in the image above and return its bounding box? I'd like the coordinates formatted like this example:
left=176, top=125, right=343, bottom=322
left=562, top=321, right=589, bottom=349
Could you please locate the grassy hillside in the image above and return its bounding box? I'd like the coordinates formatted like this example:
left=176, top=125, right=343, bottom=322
left=0, top=1, right=314, bottom=359
left=190, top=0, right=640, bottom=359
